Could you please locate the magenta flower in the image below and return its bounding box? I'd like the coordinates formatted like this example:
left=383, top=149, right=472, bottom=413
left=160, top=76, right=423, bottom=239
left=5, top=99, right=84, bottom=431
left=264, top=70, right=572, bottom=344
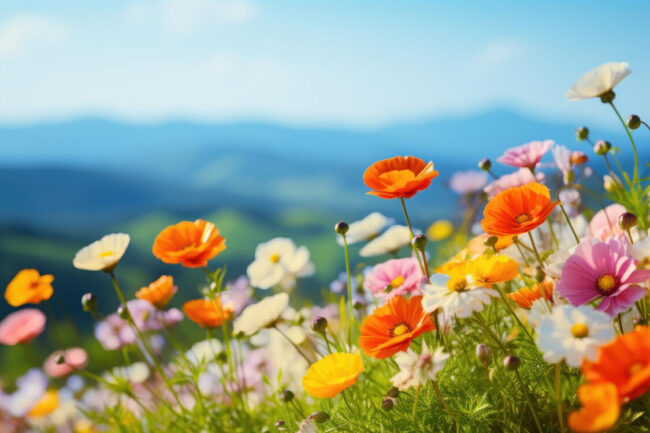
left=557, top=238, right=650, bottom=317
left=0, top=308, right=46, bottom=345
left=449, top=170, right=488, bottom=194
left=589, top=203, right=626, bottom=240
left=483, top=168, right=545, bottom=199
left=363, top=257, right=424, bottom=300
left=497, top=139, right=553, bottom=169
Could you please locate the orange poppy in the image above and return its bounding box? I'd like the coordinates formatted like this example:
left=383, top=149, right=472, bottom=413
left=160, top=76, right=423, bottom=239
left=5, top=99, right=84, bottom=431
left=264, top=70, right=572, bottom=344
left=567, top=382, right=619, bottom=433
left=507, top=278, right=554, bottom=309
left=359, top=295, right=435, bottom=359
left=135, top=275, right=177, bottom=309
left=582, top=326, right=650, bottom=401
left=5, top=269, right=54, bottom=307
left=302, top=352, right=364, bottom=398
left=481, top=182, right=559, bottom=237
left=363, top=156, right=439, bottom=199
left=152, top=220, right=226, bottom=268
left=183, top=298, right=233, bottom=328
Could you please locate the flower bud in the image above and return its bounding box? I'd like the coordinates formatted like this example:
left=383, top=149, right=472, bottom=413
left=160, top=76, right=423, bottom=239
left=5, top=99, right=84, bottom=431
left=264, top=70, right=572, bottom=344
left=81, top=293, right=97, bottom=314
left=310, top=316, right=328, bottom=334
left=381, top=396, right=395, bottom=411
left=503, top=355, right=520, bottom=371
left=593, top=140, right=611, bottom=156
left=475, top=344, right=492, bottom=364
left=335, top=221, right=349, bottom=235
left=216, top=352, right=228, bottom=364
left=478, top=158, right=492, bottom=171
left=280, top=389, right=294, bottom=402
left=483, top=236, right=498, bottom=248
left=599, top=90, right=615, bottom=103
left=570, top=151, right=588, bottom=165
left=386, top=386, right=400, bottom=398
left=619, top=212, right=638, bottom=231
left=309, top=411, right=330, bottom=423
left=56, top=355, right=65, bottom=365
left=603, top=175, right=621, bottom=193
left=575, top=126, right=589, bottom=141
left=275, top=420, right=285, bottom=428
left=117, top=304, right=129, bottom=320
left=412, top=234, right=428, bottom=250
left=626, top=114, right=641, bottom=130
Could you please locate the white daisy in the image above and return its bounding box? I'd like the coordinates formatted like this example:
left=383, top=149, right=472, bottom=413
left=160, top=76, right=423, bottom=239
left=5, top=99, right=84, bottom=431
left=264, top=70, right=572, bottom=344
left=337, top=212, right=394, bottom=246
left=247, top=238, right=314, bottom=290
left=233, top=293, right=289, bottom=337
left=390, top=341, right=449, bottom=391
left=527, top=298, right=553, bottom=328
left=73, top=233, right=130, bottom=272
left=360, top=225, right=416, bottom=257
left=565, top=62, right=631, bottom=101
left=536, top=305, right=615, bottom=367
left=421, top=273, right=497, bottom=319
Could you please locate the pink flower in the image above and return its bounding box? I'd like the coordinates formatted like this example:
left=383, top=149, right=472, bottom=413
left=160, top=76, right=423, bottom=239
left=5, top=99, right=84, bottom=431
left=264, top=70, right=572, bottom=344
left=589, top=203, right=626, bottom=240
left=557, top=238, right=650, bottom=317
left=449, top=170, right=488, bottom=194
left=0, top=309, right=46, bottom=345
left=363, top=257, right=424, bottom=300
left=43, top=347, right=88, bottom=378
left=483, top=168, right=546, bottom=199
left=552, top=144, right=572, bottom=175
left=497, top=140, right=554, bottom=169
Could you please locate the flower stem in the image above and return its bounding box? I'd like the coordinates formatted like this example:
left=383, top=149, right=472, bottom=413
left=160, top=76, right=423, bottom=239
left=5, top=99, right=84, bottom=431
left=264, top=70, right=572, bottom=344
left=514, top=369, right=544, bottom=433
left=513, top=238, right=531, bottom=267
left=555, top=363, right=565, bottom=433
left=527, top=231, right=544, bottom=268
left=558, top=203, right=579, bottom=244
left=400, top=197, right=427, bottom=275
left=495, top=284, right=535, bottom=343
left=411, top=386, right=421, bottom=419
left=473, top=312, right=507, bottom=353
left=610, top=101, right=639, bottom=184
left=342, top=232, right=354, bottom=350
left=273, top=325, right=311, bottom=364
left=432, top=380, right=459, bottom=433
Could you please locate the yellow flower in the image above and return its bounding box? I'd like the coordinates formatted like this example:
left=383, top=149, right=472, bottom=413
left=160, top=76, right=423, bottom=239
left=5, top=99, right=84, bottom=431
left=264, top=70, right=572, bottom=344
left=28, top=390, right=59, bottom=417
left=467, top=254, right=519, bottom=287
left=4, top=269, right=54, bottom=307
left=302, top=352, right=364, bottom=398
left=427, top=220, right=454, bottom=241
left=75, top=420, right=99, bottom=433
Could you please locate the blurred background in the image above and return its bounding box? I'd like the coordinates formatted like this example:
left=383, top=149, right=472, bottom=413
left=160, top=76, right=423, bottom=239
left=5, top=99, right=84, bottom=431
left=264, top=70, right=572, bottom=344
left=1, top=1, right=648, bottom=376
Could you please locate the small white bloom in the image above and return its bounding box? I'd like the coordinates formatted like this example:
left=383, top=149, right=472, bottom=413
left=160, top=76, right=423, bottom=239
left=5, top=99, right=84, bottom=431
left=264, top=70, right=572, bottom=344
left=527, top=298, right=553, bottom=328
left=565, top=62, right=631, bottom=101
left=337, top=212, right=394, bottom=245
left=536, top=305, right=615, bottom=367
left=105, top=362, right=150, bottom=384
left=629, top=236, right=650, bottom=267
left=390, top=341, right=449, bottom=391
left=233, top=293, right=289, bottom=337
left=185, top=338, right=223, bottom=365
left=73, top=233, right=130, bottom=271
left=297, top=419, right=318, bottom=433
left=421, top=274, right=497, bottom=319
left=552, top=145, right=572, bottom=177
left=247, top=238, right=314, bottom=290
left=360, top=225, right=416, bottom=257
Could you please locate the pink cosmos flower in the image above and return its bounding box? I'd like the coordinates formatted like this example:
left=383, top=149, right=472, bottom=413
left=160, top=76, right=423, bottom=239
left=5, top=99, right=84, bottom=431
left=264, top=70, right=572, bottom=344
left=589, top=203, right=626, bottom=240
left=483, top=168, right=546, bottom=198
left=0, top=309, right=46, bottom=345
left=43, top=347, right=88, bottom=378
left=557, top=237, right=650, bottom=317
left=363, top=257, right=424, bottom=300
left=552, top=144, right=572, bottom=175
left=497, top=140, right=554, bottom=169
left=449, top=170, right=488, bottom=194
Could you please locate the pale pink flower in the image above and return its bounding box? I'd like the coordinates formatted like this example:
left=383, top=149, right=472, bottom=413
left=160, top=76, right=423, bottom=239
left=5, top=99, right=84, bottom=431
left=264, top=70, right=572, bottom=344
left=483, top=168, right=546, bottom=198
left=449, top=170, right=488, bottom=194
left=552, top=144, right=572, bottom=174
left=589, top=203, right=626, bottom=240
left=0, top=309, right=46, bottom=345
left=497, top=140, right=554, bottom=169
left=363, top=257, right=424, bottom=300
left=43, top=347, right=88, bottom=378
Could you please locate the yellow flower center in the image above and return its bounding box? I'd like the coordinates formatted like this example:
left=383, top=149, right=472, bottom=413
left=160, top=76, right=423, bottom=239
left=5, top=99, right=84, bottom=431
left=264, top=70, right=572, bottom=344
left=98, top=250, right=114, bottom=258
left=447, top=277, right=468, bottom=292
left=390, top=321, right=412, bottom=337
left=596, top=274, right=617, bottom=293
left=390, top=275, right=405, bottom=287
left=270, top=253, right=280, bottom=263
left=629, top=363, right=644, bottom=376
left=570, top=323, right=589, bottom=339
left=514, top=213, right=532, bottom=224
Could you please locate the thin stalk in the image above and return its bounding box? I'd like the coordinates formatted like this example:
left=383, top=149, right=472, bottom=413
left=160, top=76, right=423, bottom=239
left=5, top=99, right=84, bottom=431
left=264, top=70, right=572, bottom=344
left=527, top=231, right=544, bottom=268
left=555, top=363, right=565, bottom=433
left=495, top=285, right=535, bottom=343
left=411, top=386, right=421, bottom=419
left=610, top=101, right=639, bottom=184
left=557, top=202, right=580, bottom=244
left=547, top=219, right=558, bottom=248
left=400, top=197, right=427, bottom=274
left=473, top=312, right=507, bottom=353
left=342, top=232, right=354, bottom=350
left=419, top=248, right=431, bottom=282
left=432, top=380, right=460, bottom=433
left=513, top=238, right=531, bottom=267
left=273, top=325, right=311, bottom=364
left=513, top=369, right=543, bottom=433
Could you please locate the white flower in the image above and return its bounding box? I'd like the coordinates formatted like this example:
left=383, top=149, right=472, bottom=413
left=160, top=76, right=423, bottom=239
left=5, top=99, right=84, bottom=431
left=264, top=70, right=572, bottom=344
left=233, top=293, right=289, bottom=337
left=565, top=62, right=631, bottom=101
left=449, top=170, right=489, bottom=194
left=297, top=419, right=318, bottom=433
left=421, top=274, right=497, bottom=319
left=527, top=298, right=553, bottom=328
left=536, top=305, right=615, bottom=367
left=73, top=233, right=130, bottom=272
left=105, top=362, right=150, bottom=384
left=360, top=225, right=415, bottom=257
left=247, top=238, right=314, bottom=290
left=337, top=212, right=394, bottom=246
left=185, top=338, right=223, bottom=365
left=390, top=341, right=449, bottom=391
left=552, top=145, right=572, bottom=175
left=629, top=236, right=650, bottom=267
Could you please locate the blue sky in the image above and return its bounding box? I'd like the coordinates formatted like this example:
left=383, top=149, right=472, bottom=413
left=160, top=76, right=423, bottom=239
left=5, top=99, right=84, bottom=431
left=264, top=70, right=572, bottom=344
left=1, top=0, right=649, bottom=127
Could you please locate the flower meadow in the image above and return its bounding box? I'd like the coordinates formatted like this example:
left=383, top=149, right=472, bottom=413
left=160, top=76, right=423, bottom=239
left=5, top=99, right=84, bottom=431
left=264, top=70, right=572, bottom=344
left=2, top=62, right=650, bottom=433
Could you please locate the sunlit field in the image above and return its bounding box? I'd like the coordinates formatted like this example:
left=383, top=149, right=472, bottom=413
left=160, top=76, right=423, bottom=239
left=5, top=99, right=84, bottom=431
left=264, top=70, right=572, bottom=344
left=1, top=62, right=650, bottom=433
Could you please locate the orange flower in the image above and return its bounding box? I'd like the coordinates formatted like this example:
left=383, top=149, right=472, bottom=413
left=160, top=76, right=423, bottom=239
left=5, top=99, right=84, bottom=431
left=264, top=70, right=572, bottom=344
left=508, top=278, right=554, bottom=309
left=467, top=254, right=519, bottom=287
left=135, top=275, right=177, bottom=309
left=359, top=295, right=435, bottom=359
left=481, top=182, right=559, bottom=237
left=183, top=298, right=233, bottom=328
left=28, top=390, right=59, bottom=418
left=152, top=220, right=226, bottom=268
left=568, top=382, right=619, bottom=433
left=363, top=156, right=439, bottom=199
left=302, top=352, right=364, bottom=398
left=5, top=269, right=54, bottom=307
left=582, top=326, right=650, bottom=401
left=467, top=234, right=514, bottom=254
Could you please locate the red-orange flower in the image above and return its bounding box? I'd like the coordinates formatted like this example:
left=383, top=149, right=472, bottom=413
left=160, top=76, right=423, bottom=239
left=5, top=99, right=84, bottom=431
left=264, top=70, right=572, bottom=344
left=359, top=295, right=435, bottom=359
left=183, top=298, right=233, bottom=328
left=363, top=156, right=439, bottom=199
left=136, top=275, right=177, bottom=309
left=481, top=182, right=559, bottom=237
left=152, top=220, right=226, bottom=268
left=508, top=278, right=554, bottom=309
left=568, top=382, right=619, bottom=433
left=4, top=269, right=54, bottom=307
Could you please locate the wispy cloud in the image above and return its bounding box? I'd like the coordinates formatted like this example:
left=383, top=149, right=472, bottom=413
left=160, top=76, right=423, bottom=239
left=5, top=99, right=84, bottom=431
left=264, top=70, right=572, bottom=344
left=0, top=14, right=67, bottom=58
left=472, top=39, right=521, bottom=68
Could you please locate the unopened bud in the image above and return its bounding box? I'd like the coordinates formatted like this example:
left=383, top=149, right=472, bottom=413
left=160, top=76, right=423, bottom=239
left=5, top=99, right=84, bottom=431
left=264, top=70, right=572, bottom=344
left=483, top=236, right=498, bottom=248
left=478, top=158, right=492, bottom=171
left=475, top=344, right=492, bottom=364
left=626, top=114, right=641, bottom=130
left=594, top=140, right=611, bottom=156
left=599, top=90, right=615, bottom=103
left=117, top=304, right=129, bottom=320
left=570, top=151, right=588, bottom=165
left=381, top=396, right=395, bottom=411
left=81, top=293, right=97, bottom=314
left=619, top=212, right=638, bottom=231
left=275, top=420, right=285, bottom=428
left=216, top=352, right=228, bottom=364
left=603, top=175, right=621, bottom=193
left=56, top=355, right=65, bottom=365
left=335, top=221, right=349, bottom=235
left=280, top=389, right=294, bottom=402
left=575, top=126, right=589, bottom=141
left=412, top=234, right=428, bottom=250
left=309, top=411, right=330, bottom=423
left=503, top=355, right=520, bottom=371
left=310, top=316, right=328, bottom=334
left=386, top=386, right=400, bottom=398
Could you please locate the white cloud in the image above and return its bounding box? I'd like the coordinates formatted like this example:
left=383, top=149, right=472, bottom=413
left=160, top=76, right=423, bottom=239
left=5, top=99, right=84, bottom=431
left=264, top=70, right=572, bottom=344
left=0, top=14, right=67, bottom=58
left=472, top=39, right=521, bottom=68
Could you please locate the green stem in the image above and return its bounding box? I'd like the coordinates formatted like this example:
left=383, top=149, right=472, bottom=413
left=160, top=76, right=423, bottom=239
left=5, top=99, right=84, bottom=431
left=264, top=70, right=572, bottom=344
left=555, top=363, right=565, bottom=433
left=513, top=238, right=531, bottom=267
left=495, top=285, right=535, bottom=343
left=610, top=101, right=639, bottom=184
left=432, top=380, right=460, bottom=433
left=411, top=386, right=421, bottom=419
left=527, top=231, right=544, bottom=268
left=473, top=312, right=507, bottom=353
left=514, top=369, right=544, bottom=433
left=400, top=197, right=427, bottom=275
left=342, top=233, right=354, bottom=350
left=273, top=325, right=311, bottom=364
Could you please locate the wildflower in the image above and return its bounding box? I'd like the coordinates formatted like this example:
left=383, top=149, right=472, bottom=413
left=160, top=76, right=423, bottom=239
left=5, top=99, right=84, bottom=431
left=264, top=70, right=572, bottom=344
left=528, top=298, right=552, bottom=328
left=467, top=254, right=519, bottom=287
left=603, top=175, right=622, bottom=193
left=221, top=275, right=252, bottom=315
left=557, top=238, right=650, bottom=317
left=43, top=348, right=88, bottom=378
left=94, top=313, right=135, bottom=351
left=336, top=212, right=394, bottom=245
left=183, top=298, right=233, bottom=328
left=536, top=305, right=614, bottom=367
left=467, top=234, right=513, bottom=254
left=125, top=298, right=182, bottom=330
left=363, top=155, right=438, bottom=199
left=589, top=203, right=626, bottom=240
left=185, top=338, right=223, bottom=364
left=105, top=362, right=150, bottom=385
left=508, top=278, right=554, bottom=308
left=135, top=275, right=177, bottom=309
left=28, top=390, right=59, bottom=418
left=497, top=140, right=554, bottom=170
left=360, top=225, right=414, bottom=257
left=0, top=308, right=46, bottom=345
left=302, top=352, right=364, bottom=398
left=359, top=295, right=435, bottom=359
left=565, top=62, right=631, bottom=102
left=297, top=419, right=319, bottom=433
left=73, top=233, right=130, bottom=272
left=630, top=236, right=650, bottom=268
left=483, top=168, right=546, bottom=199
left=363, top=257, right=424, bottom=300
left=421, top=272, right=498, bottom=319
left=390, top=341, right=449, bottom=391
left=246, top=238, right=314, bottom=290
left=152, top=220, right=226, bottom=268
left=4, top=269, right=54, bottom=307
left=5, top=369, right=48, bottom=417
left=568, top=382, right=619, bottom=433
left=449, top=170, right=488, bottom=194
left=233, top=293, right=289, bottom=336
left=329, top=271, right=358, bottom=294
left=481, top=182, right=559, bottom=237
left=427, top=220, right=454, bottom=241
